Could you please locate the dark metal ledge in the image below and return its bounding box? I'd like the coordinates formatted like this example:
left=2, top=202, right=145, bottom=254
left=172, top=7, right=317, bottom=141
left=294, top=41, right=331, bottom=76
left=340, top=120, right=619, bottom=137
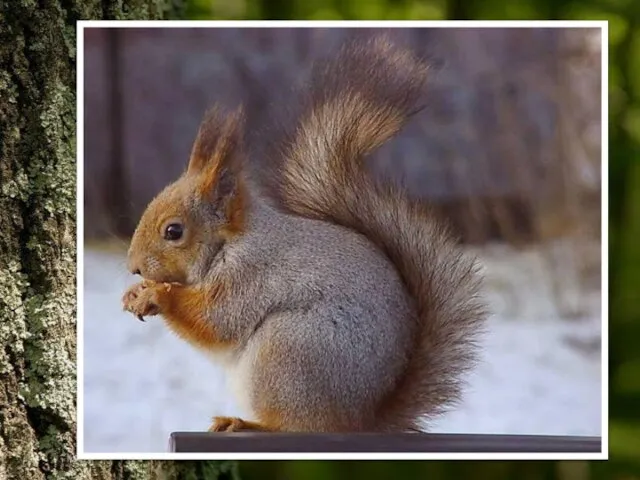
left=169, top=432, right=602, bottom=453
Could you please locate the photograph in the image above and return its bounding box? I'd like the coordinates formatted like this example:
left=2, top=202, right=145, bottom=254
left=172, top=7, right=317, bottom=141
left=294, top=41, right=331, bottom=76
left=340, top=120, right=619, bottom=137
left=78, top=21, right=604, bottom=458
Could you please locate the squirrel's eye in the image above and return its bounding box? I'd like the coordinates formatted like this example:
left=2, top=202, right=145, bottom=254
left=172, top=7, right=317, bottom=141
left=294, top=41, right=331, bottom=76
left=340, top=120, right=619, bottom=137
left=164, top=223, right=183, bottom=241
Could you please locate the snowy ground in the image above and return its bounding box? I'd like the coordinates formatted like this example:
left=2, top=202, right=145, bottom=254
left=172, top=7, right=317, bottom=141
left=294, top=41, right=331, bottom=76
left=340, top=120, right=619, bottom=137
left=81, top=240, right=602, bottom=454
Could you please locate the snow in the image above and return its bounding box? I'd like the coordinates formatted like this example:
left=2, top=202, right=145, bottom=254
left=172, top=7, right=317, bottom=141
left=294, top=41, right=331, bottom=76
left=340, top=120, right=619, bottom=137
left=80, top=241, right=602, bottom=454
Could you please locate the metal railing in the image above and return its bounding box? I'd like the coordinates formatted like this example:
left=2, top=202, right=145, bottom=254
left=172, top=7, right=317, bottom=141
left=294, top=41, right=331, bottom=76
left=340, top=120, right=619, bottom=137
left=169, top=432, right=602, bottom=453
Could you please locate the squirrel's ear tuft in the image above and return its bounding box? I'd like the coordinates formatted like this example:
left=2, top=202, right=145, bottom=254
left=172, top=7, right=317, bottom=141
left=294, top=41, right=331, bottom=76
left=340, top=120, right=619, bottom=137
left=187, top=105, right=245, bottom=200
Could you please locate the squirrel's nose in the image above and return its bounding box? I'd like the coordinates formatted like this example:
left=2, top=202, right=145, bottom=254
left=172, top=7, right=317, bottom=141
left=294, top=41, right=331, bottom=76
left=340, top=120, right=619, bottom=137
left=127, top=260, right=141, bottom=276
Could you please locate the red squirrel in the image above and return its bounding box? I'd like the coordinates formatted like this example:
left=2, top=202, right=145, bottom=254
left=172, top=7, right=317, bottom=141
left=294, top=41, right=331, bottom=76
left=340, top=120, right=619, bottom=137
left=122, top=35, right=487, bottom=433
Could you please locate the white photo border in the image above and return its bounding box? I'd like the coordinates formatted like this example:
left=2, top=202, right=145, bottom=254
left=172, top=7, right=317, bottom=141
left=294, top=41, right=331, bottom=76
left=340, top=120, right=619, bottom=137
left=76, top=19, right=609, bottom=461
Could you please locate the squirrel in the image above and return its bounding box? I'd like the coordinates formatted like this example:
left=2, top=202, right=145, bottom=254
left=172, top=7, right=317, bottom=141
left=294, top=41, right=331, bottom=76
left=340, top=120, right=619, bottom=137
left=121, top=34, right=487, bottom=433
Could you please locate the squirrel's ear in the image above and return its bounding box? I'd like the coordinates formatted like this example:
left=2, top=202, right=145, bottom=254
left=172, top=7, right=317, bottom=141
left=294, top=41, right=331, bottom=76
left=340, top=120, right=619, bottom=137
left=187, top=106, right=244, bottom=201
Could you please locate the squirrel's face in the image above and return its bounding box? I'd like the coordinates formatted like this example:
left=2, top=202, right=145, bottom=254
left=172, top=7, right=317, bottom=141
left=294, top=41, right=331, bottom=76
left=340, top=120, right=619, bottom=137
left=126, top=106, right=246, bottom=285
left=126, top=178, right=225, bottom=285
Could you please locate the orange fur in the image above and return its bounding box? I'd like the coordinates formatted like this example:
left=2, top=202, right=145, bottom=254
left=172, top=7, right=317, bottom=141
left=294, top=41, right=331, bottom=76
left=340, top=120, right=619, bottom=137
left=253, top=406, right=285, bottom=431
left=188, top=105, right=247, bottom=238
left=153, top=281, right=234, bottom=352
left=187, top=105, right=236, bottom=175
left=189, top=107, right=244, bottom=197
left=208, top=416, right=278, bottom=432
left=220, top=179, right=246, bottom=238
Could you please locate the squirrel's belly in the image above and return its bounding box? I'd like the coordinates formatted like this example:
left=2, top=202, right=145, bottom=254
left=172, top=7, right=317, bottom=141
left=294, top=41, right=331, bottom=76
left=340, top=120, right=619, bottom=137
left=206, top=347, right=258, bottom=421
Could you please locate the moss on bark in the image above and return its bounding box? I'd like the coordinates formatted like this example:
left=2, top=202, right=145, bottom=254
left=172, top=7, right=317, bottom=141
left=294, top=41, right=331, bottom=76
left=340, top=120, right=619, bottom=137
left=0, top=1, right=236, bottom=478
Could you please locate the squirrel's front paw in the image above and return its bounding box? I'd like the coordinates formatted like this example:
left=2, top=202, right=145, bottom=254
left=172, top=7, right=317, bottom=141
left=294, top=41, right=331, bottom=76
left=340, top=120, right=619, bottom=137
left=122, top=280, right=168, bottom=321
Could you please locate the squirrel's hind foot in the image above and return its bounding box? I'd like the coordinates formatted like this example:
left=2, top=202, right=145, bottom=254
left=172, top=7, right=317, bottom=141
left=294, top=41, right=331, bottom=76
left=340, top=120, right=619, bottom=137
left=208, top=416, right=276, bottom=433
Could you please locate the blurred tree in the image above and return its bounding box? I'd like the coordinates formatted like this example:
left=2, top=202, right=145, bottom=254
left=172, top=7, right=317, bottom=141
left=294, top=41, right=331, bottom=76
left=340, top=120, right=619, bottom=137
left=0, top=0, right=237, bottom=478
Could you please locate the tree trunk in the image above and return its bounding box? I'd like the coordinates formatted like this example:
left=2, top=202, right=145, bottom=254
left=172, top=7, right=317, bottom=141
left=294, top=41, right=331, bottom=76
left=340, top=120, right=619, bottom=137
left=0, top=1, right=237, bottom=478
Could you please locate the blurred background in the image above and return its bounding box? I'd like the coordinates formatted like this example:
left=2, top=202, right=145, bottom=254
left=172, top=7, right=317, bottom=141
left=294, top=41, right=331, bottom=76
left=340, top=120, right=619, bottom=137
left=84, top=26, right=601, bottom=247
left=82, top=23, right=603, bottom=455
left=81, top=18, right=608, bottom=480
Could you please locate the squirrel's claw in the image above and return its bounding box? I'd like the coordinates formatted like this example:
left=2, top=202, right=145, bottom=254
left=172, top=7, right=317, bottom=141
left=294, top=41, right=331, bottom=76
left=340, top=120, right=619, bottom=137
left=137, top=314, right=145, bottom=322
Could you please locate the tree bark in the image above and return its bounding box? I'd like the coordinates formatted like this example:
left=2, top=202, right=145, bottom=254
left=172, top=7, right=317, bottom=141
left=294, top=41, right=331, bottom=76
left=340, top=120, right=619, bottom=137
left=0, top=1, right=237, bottom=478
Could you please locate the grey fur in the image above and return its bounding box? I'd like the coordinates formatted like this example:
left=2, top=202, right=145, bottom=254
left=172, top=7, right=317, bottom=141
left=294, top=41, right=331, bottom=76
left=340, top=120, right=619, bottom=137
left=198, top=196, right=416, bottom=431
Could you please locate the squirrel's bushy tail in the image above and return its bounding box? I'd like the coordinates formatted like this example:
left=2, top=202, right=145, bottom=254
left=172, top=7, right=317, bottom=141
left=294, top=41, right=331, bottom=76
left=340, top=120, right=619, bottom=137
left=263, top=35, right=487, bottom=431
